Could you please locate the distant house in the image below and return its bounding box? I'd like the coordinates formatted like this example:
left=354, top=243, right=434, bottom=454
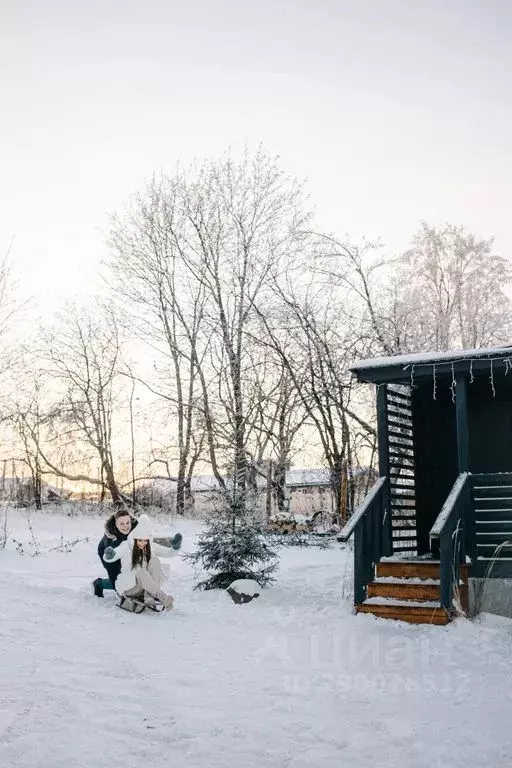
left=137, top=466, right=375, bottom=520
left=282, top=467, right=374, bottom=518
left=0, top=477, right=68, bottom=507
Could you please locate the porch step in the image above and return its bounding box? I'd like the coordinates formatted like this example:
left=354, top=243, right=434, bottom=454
left=356, top=600, right=450, bottom=625
left=376, top=559, right=442, bottom=579
left=358, top=560, right=469, bottom=624
left=368, top=579, right=441, bottom=601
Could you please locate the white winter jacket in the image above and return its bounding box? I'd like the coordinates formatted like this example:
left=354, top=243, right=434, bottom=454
left=102, top=516, right=176, bottom=595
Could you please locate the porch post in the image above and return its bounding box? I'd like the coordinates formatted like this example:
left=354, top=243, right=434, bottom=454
left=376, top=384, right=392, bottom=556
left=455, top=374, right=476, bottom=562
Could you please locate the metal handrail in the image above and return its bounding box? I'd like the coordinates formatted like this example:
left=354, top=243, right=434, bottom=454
left=338, top=476, right=390, bottom=604
left=338, top=476, right=387, bottom=542
left=429, top=472, right=472, bottom=611
left=429, top=473, right=470, bottom=538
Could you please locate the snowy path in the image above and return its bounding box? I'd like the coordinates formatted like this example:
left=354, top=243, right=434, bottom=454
left=1, top=511, right=512, bottom=767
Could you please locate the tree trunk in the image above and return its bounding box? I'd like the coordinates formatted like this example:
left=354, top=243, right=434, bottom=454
left=34, top=466, right=42, bottom=511
left=176, top=466, right=187, bottom=516
left=274, top=459, right=288, bottom=515
left=265, top=461, right=273, bottom=524
left=330, top=457, right=348, bottom=525
left=103, top=462, right=122, bottom=505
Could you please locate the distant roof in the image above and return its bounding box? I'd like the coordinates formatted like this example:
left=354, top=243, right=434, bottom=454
left=286, top=468, right=331, bottom=486
left=142, top=467, right=371, bottom=494
left=191, top=471, right=335, bottom=491
left=286, top=467, right=367, bottom=486
left=351, top=345, right=512, bottom=384
left=190, top=475, right=224, bottom=492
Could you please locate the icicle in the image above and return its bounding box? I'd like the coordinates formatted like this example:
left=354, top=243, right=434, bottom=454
left=469, top=359, right=474, bottom=383
left=410, top=364, right=415, bottom=389
left=490, top=359, right=496, bottom=397
left=505, top=358, right=511, bottom=376
left=432, top=364, right=437, bottom=400
left=450, top=362, right=456, bottom=402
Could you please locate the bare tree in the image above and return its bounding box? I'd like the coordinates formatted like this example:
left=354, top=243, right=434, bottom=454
left=315, top=224, right=512, bottom=356
left=109, top=148, right=310, bottom=503
left=0, top=251, right=22, bottom=372
left=255, top=271, right=376, bottom=522
left=109, top=175, right=209, bottom=513
left=397, top=223, right=512, bottom=350
left=177, top=149, right=310, bottom=493
left=9, top=380, right=45, bottom=509
left=242, top=343, right=307, bottom=513
left=35, top=303, right=126, bottom=504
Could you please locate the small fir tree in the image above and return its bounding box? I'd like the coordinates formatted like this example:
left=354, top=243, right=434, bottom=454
left=188, top=489, right=279, bottom=590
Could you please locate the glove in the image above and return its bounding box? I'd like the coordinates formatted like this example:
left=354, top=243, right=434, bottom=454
left=103, top=546, right=118, bottom=563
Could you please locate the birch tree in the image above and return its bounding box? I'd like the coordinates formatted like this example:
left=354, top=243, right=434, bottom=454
left=109, top=174, right=209, bottom=512
left=109, top=149, right=310, bottom=503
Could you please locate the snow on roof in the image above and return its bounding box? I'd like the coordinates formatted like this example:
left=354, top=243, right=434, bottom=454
left=137, top=475, right=227, bottom=494
left=351, top=345, right=512, bottom=372
left=0, top=478, right=65, bottom=495
left=143, top=467, right=370, bottom=493
left=190, top=475, right=226, bottom=492
left=286, top=468, right=331, bottom=486
left=284, top=467, right=371, bottom=486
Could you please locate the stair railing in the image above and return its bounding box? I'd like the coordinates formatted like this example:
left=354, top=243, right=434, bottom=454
left=338, top=476, right=390, bottom=603
left=429, top=472, right=473, bottom=611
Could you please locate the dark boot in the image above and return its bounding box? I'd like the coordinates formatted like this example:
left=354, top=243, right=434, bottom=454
left=92, top=578, right=104, bottom=598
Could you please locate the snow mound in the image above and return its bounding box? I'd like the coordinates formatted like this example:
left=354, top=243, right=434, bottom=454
left=227, top=578, right=261, bottom=597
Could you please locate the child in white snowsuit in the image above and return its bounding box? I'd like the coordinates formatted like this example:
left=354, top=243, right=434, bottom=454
left=103, top=515, right=174, bottom=610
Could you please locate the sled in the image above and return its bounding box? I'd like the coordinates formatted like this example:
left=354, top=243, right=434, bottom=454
left=117, top=596, right=165, bottom=614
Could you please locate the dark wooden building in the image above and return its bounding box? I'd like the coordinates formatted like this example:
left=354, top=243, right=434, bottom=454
left=340, top=345, right=512, bottom=624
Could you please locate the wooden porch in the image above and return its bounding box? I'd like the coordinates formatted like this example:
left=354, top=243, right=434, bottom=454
left=340, top=346, right=512, bottom=623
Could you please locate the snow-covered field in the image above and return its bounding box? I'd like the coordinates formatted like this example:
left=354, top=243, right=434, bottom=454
left=1, top=509, right=512, bottom=768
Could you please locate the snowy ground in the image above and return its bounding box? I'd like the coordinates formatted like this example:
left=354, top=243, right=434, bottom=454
left=1, top=509, right=512, bottom=768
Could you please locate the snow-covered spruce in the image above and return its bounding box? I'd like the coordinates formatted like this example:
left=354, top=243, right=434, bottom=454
left=186, top=489, right=278, bottom=590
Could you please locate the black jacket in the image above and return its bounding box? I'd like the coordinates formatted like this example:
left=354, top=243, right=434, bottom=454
left=97, top=514, right=138, bottom=585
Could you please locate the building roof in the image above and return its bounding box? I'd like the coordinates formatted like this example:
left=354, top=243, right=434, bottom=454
left=286, top=468, right=331, bottom=486
left=351, top=345, right=512, bottom=384
left=190, top=471, right=335, bottom=491
left=140, top=467, right=371, bottom=495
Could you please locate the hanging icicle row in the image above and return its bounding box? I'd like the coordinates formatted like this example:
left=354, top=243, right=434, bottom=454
left=399, top=354, right=511, bottom=400
left=450, top=362, right=456, bottom=403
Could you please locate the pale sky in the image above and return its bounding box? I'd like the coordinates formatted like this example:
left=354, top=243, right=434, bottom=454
left=3, top=0, right=512, bottom=317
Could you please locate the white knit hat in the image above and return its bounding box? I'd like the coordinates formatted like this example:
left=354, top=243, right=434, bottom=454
left=132, top=514, right=153, bottom=541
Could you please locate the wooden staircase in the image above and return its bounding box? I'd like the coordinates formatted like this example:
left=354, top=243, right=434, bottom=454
left=355, top=560, right=469, bottom=625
